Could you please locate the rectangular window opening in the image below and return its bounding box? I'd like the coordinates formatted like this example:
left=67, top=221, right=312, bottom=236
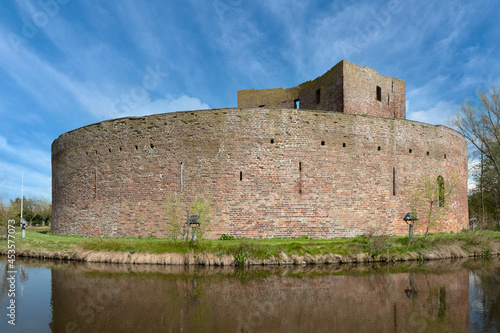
left=321, top=140, right=325, bottom=146
left=378, top=146, right=381, bottom=151
left=270, top=138, right=274, bottom=144
left=388, top=94, right=390, bottom=105
left=392, top=81, right=394, bottom=92
left=376, top=86, right=382, bottom=101
left=294, top=99, right=300, bottom=109
left=299, top=162, right=302, bottom=171
left=240, top=171, right=243, bottom=181
left=343, top=143, right=346, bottom=148
left=315, top=89, right=321, bottom=104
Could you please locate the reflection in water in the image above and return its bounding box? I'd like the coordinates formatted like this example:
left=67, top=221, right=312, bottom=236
left=1, top=258, right=499, bottom=332
left=469, top=260, right=500, bottom=332
left=0, top=259, right=52, bottom=333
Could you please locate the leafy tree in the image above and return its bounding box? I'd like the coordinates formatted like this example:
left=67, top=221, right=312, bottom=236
left=468, top=154, right=500, bottom=229
left=164, top=194, right=186, bottom=243
left=188, top=191, right=212, bottom=240
left=407, top=174, right=459, bottom=239
left=164, top=190, right=212, bottom=241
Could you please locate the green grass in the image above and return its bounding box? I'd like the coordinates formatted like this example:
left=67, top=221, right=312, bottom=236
left=1, top=227, right=499, bottom=262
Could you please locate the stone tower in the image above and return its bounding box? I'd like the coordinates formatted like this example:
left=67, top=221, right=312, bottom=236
left=238, top=60, right=405, bottom=119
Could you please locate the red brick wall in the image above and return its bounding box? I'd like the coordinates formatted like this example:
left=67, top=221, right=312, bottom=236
left=51, top=108, right=468, bottom=238
left=343, top=61, right=406, bottom=119
left=237, top=60, right=405, bottom=119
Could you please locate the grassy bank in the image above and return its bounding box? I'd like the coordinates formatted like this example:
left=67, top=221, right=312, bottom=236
left=1, top=228, right=499, bottom=265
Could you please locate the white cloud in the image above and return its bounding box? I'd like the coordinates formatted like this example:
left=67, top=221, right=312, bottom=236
left=122, top=94, right=210, bottom=118
left=0, top=135, right=50, bottom=173
left=468, top=159, right=480, bottom=193
left=468, top=178, right=477, bottom=193
left=0, top=160, right=51, bottom=201
left=407, top=100, right=459, bottom=126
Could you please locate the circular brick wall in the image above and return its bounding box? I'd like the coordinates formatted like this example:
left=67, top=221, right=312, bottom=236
left=51, top=108, right=468, bottom=238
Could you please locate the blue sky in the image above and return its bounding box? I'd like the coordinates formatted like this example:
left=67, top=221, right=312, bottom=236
left=0, top=0, right=499, bottom=201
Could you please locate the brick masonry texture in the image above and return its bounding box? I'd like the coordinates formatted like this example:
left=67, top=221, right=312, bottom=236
left=238, top=60, right=406, bottom=119
left=51, top=107, right=468, bottom=238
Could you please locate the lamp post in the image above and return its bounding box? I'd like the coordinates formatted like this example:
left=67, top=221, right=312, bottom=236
left=186, top=215, right=200, bottom=241
left=20, top=218, right=28, bottom=239
left=403, top=212, right=418, bottom=240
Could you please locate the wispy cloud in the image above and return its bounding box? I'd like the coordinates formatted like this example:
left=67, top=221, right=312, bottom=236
left=407, top=100, right=460, bottom=126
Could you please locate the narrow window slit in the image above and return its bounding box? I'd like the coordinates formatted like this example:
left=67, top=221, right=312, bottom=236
left=376, top=86, right=382, bottom=101
left=270, top=139, right=274, bottom=144
left=180, top=162, right=183, bottom=186
left=409, top=149, right=412, bottom=153
left=393, top=167, right=396, bottom=196
left=240, top=171, right=243, bottom=181
left=316, top=89, right=321, bottom=104
left=343, top=143, right=346, bottom=147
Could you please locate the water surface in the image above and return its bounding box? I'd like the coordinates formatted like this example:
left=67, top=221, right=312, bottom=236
left=1, top=257, right=499, bottom=332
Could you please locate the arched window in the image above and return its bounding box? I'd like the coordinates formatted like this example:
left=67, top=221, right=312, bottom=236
left=437, top=175, right=445, bottom=207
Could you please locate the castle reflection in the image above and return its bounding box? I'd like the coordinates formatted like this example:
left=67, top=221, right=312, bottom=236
left=44, top=259, right=500, bottom=333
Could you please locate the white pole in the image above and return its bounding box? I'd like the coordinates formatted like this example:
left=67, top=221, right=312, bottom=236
left=21, top=172, right=23, bottom=219
left=21, top=172, right=25, bottom=239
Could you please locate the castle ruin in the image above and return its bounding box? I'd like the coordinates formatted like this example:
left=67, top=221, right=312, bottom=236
left=51, top=60, right=468, bottom=238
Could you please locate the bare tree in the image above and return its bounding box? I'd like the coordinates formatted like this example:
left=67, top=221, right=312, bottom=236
left=450, top=85, right=500, bottom=178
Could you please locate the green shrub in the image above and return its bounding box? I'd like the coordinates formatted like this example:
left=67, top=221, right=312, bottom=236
left=219, top=234, right=236, bottom=240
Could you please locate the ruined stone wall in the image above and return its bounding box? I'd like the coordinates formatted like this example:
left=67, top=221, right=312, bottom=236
left=238, top=87, right=300, bottom=109
left=237, top=60, right=405, bottom=119
left=295, top=61, right=344, bottom=112
left=51, top=108, right=468, bottom=238
left=343, top=61, right=406, bottom=119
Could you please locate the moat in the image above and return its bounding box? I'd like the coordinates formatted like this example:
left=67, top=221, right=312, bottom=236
left=1, top=257, right=499, bottom=332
